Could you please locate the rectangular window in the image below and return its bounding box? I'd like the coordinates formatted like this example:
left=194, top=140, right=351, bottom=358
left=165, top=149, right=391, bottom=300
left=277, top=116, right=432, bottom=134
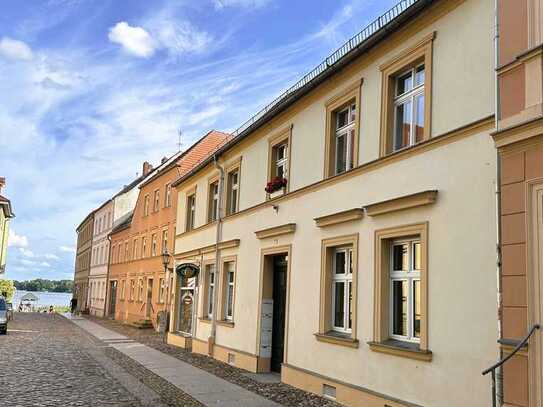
left=159, top=278, right=165, bottom=303
left=379, top=32, right=434, bottom=156
left=206, top=264, right=216, bottom=319
left=334, top=103, right=356, bottom=175
left=186, top=193, right=196, bottom=231
left=372, top=222, right=429, bottom=357
left=274, top=143, right=288, bottom=179
left=151, top=234, right=157, bottom=257
left=393, top=65, right=425, bottom=152
left=130, top=279, right=135, bottom=301
left=153, top=189, right=160, bottom=212
left=267, top=128, right=292, bottom=196
left=162, top=230, right=168, bottom=253
left=318, top=234, right=358, bottom=342
left=133, top=238, right=138, bottom=260
left=390, top=239, right=421, bottom=342
left=227, top=170, right=239, bottom=215
left=208, top=181, right=219, bottom=222
left=142, top=237, right=147, bottom=258
left=223, top=261, right=235, bottom=321
left=331, top=248, right=353, bottom=333
left=120, top=280, right=125, bottom=300
left=124, top=242, right=129, bottom=262
left=165, top=183, right=172, bottom=208
left=143, top=194, right=150, bottom=216
left=138, top=279, right=143, bottom=301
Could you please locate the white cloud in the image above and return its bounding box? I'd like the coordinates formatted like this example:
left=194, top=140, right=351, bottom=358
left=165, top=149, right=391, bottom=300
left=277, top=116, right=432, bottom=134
left=188, top=105, right=225, bottom=126
left=8, top=229, right=29, bottom=248
left=153, top=20, right=212, bottom=56
left=59, top=246, right=76, bottom=253
left=19, top=248, right=35, bottom=258
left=108, top=22, right=155, bottom=58
left=39, top=261, right=51, bottom=267
left=0, top=37, right=33, bottom=61
left=213, top=0, right=271, bottom=9
left=44, top=253, right=60, bottom=260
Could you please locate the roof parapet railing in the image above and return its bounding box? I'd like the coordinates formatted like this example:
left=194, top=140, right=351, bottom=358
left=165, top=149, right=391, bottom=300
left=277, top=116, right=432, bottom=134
left=482, top=323, right=540, bottom=407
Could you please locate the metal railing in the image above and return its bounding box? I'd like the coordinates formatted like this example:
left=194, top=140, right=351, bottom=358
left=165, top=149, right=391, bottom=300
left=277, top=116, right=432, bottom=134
left=177, top=0, right=423, bottom=176
left=482, top=324, right=540, bottom=407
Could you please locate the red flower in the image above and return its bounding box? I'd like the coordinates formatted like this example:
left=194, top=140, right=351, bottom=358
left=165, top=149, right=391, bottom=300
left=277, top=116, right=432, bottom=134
left=265, top=177, right=288, bottom=193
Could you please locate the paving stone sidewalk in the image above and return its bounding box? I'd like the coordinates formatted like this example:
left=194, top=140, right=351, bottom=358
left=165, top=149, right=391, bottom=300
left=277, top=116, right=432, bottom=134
left=64, top=314, right=280, bottom=407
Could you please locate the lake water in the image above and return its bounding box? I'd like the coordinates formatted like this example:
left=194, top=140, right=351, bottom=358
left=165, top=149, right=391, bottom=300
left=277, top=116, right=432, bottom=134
left=12, top=290, right=72, bottom=308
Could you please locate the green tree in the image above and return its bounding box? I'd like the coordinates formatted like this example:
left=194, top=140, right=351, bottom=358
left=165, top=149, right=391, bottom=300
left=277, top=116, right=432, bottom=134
left=0, top=279, right=15, bottom=301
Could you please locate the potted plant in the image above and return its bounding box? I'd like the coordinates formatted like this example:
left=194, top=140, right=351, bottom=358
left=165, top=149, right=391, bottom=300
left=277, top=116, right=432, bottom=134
left=265, top=176, right=287, bottom=199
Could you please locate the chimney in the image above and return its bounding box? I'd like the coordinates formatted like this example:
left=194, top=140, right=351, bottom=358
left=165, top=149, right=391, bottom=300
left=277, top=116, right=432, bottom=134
left=142, top=161, right=153, bottom=176
left=161, top=156, right=168, bottom=164
left=0, top=177, right=5, bottom=194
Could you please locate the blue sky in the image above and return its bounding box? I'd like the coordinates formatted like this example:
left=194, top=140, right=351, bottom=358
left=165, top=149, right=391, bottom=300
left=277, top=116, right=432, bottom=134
left=0, top=0, right=399, bottom=281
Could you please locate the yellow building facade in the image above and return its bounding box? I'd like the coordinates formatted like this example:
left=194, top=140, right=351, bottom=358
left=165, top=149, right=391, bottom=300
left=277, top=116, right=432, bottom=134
left=167, top=1, right=499, bottom=406
left=0, top=177, right=15, bottom=279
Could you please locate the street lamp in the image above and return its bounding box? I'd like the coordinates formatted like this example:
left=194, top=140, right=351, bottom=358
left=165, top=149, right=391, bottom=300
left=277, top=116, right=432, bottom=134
left=160, top=247, right=172, bottom=341
left=161, top=247, right=170, bottom=272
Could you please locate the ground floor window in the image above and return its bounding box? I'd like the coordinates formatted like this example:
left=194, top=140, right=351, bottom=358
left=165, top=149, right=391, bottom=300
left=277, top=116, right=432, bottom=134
left=206, top=264, right=216, bottom=319
left=177, top=275, right=195, bottom=334
left=331, top=247, right=353, bottom=333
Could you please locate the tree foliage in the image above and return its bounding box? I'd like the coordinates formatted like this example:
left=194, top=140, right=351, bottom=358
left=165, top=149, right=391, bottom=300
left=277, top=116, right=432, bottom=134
left=13, top=279, right=73, bottom=293
left=0, top=279, right=16, bottom=301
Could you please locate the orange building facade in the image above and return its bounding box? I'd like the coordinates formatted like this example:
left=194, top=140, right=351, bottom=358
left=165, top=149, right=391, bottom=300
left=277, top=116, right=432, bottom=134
left=494, top=1, right=543, bottom=406
left=108, top=131, right=230, bottom=328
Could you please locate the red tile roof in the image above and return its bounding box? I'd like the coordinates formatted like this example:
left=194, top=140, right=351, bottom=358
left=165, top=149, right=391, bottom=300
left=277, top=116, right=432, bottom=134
left=176, top=130, right=232, bottom=178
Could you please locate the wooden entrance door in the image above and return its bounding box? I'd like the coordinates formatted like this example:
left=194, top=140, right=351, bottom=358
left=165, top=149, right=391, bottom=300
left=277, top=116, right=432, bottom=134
left=271, top=255, right=287, bottom=373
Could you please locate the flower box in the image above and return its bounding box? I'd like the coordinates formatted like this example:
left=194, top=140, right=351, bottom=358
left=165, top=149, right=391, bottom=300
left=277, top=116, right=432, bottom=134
left=265, top=177, right=287, bottom=198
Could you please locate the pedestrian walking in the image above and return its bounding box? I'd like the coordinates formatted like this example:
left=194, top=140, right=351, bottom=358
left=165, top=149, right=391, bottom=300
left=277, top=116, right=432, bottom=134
left=70, top=297, right=77, bottom=315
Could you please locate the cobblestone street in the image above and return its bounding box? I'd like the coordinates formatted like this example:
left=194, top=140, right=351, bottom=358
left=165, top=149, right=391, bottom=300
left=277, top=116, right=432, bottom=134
left=0, top=313, right=195, bottom=407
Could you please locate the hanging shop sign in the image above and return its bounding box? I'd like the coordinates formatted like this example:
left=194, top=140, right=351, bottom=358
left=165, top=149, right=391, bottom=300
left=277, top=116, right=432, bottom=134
left=176, top=263, right=200, bottom=279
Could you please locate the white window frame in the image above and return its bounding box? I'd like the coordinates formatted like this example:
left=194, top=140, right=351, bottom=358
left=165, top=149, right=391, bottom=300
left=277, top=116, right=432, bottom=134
left=207, top=265, right=216, bottom=319
left=275, top=143, right=288, bottom=178
left=159, top=278, right=165, bottom=303
left=142, top=237, right=147, bottom=258
left=187, top=194, right=196, bottom=230
left=393, top=64, right=425, bottom=152
left=151, top=234, right=157, bottom=257
left=334, top=103, right=356, bottom=175
left=228, top=170, right=239, bottom=214
left=165, top=183, right=172, bottom=207
left=389, top=238, right=421, bottom=343
left=144, top=195, right=150, bottom=216
left=225, top=262, right=235, bottom=321
left=331, top=247, right=353, bottom=334
left=210, top=182, right=219, bottom=222
left=162, top=230, right=168, bottom=253
left=154, top=189, right=160, bottom=212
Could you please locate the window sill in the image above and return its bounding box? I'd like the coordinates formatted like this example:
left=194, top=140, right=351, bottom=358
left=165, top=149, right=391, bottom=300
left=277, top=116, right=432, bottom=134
left=315, top=332, right=359, bottom=348
left=198, top=317, right=212, bottom=324
left=216, top=320, right=235, bottom=328
left=368, top=340, right=432, bottom=362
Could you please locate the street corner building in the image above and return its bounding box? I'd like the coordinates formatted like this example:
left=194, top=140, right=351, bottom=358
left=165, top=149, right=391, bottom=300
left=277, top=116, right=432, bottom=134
left=69, top=0, right=543, bottom=406
left=0, top=177, right=15, bottom=279
left=107, top=130, right=231, bottom=329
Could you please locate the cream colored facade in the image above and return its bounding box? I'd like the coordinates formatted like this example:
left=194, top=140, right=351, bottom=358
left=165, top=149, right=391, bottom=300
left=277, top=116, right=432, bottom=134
left=0, top=178, right=14, bottom=279
left=88, top=200, right=113, bottom=317
left=169, top=1, right=498, bottom=406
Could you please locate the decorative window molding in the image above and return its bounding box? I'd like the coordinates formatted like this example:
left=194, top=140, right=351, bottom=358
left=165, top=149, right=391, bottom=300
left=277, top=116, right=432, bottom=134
left=226, top=160, right=241, bottom=216
left=372, top=222, right=430, bottom=358
left=364, top=190, right=438, bottom=216
left=175, top=238, right=241, bottom=259
left=267, top=125, right=293, bottom=199
left=184, top=185, right=197, bottom=232
left=207, top=175, right=220, bottom=223
left=314, top=208, right=364, bottom=228
left=318, top=234, right=359, bottom=342
left=255, top=223, right=296, bottom=239
left=379, top=31, right=435, bottom=156
left=324, top=79, right=363, bottom=178
left=164, top=182, right=172, bottom=208
left=218, top=255, right=237, bottom=323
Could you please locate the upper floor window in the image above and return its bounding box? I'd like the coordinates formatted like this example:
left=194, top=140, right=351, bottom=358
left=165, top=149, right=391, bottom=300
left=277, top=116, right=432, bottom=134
left=124, top=242, right=129, bottom=262
left=334, top=103, right=356, bottom=175
left=226, top=169, right=239, bottom=215
left=142, top=237, right=147, bottom=258
left=274, top=143, right=288, bottom=179
left=186, top=193, right=196, bottom=231
left=379, top=32, right=434, bottom=156
left=151, top=234, right=157, bottom=257
left=162, top=229, right=168, bottom=253
left=267, top=127, right=292, bottom=196
left=165, top=183, right=172, bottom=208
left=393, top=64, right=425, bottom=152
left=133, top=238, right=138, bottom=260
left=208, top=181, right=219, bottom=222
left=153, top=189, right=160, bottom=212
left=143, top=195, right=150, bottom=216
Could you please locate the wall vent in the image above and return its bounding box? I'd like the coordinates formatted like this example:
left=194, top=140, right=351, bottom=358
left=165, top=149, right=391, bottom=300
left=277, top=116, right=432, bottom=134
left=227, top=353, right=236, bottom=365
left=322, top=384, right=336, bottom=399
